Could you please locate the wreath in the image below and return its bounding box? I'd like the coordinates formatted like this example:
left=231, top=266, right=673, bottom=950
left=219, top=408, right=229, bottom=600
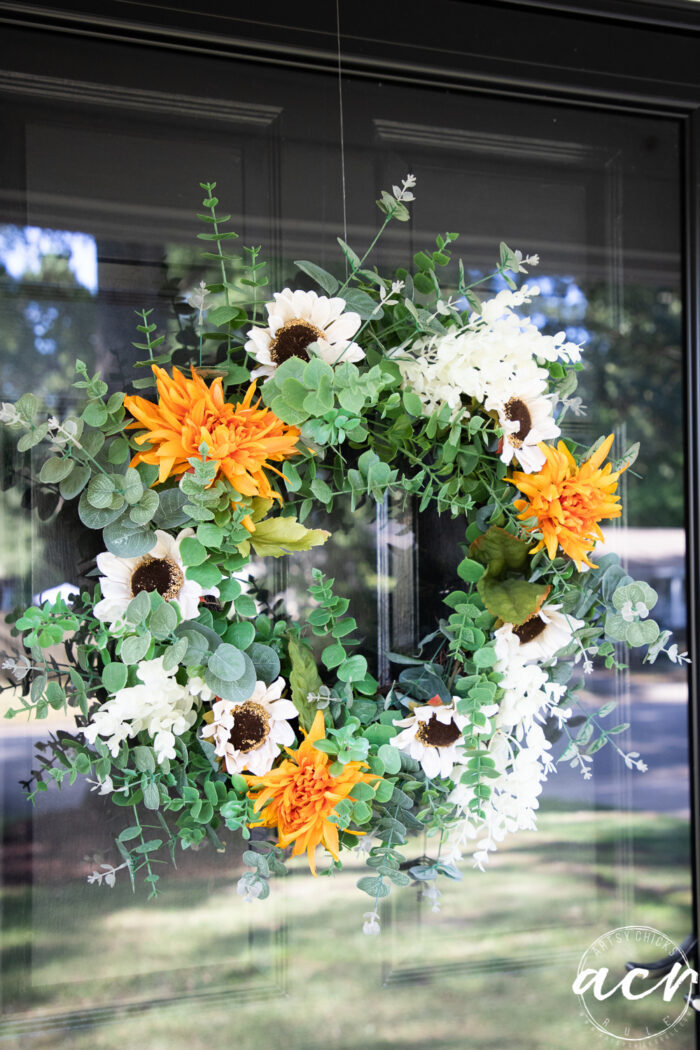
left=1, top=176, right=685, bottom=933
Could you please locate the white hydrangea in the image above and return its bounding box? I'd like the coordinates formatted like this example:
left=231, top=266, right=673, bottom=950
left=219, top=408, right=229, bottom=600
left=446, top=617, right=572, bottom=870
left=82, top=657, right=201, bottom=764
left=398, top=283, right=582, bottom=421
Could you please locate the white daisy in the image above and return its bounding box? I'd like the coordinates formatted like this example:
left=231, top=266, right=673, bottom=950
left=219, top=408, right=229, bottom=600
left=200, top=676, right=298, bottom=776
left=390, top=700, right=469, bottom=779
left=497, top=604, right=585, bottom=663
left=491, top=377, right=560, bottom=473
left=244, top=288, right=364, bottom=380
left=93, top=528, right=208, bottom=625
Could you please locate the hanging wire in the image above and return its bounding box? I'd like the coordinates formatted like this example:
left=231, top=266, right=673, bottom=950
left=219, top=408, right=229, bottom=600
left=335, top=0, right=349, bottom=270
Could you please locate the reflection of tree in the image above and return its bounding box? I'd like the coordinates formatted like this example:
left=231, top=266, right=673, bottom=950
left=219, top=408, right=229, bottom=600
left=558, top=282, right=682, bottom=528
left=0, top=248, right=97, bottom=412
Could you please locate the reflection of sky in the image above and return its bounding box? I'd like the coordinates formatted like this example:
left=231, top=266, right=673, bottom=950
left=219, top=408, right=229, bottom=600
left=0, top=225, right=97, bottom=293
left=464, top=268, right=591, bottom=344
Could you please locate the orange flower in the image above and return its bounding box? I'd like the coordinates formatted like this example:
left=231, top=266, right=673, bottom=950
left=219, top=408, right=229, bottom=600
left=123, top=366, right=300, bottom=500
left=245, top=710, right=378, bottom=875
left=510, top=434, right=626, bottom=570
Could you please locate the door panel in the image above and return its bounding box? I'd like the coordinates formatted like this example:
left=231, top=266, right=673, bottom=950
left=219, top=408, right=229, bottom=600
left=0, top=22, right=691, bottom=1050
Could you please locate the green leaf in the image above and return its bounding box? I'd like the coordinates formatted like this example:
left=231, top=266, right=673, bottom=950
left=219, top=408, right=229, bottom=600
left=208, top=643, right=246, bottom=682
left=103, top=521, right=155, bottom=558
left=626, top=619, right=660, bottom=647
left=59, top=463, right=91, bottom=499
left=180, top=536, right=207, bottom=566
left=457, top=557, right=485, bottom=583
left=336, top=237, right=360, bottom=269
left=469, top=526, right=532, bottom=575
left=402, top=390, right=423, bottom=417
left=248, top=642, right=281, bottom=685
left=247, top=515, right=330, bottom=558
left=78, top=490, right=125, bottom=529
left=357, top=875, right=390, bottom=898
left=234, top=594, right=257, bottom=618
left=149, top=601, right=178, bottom=639
left=337, top=654, right=368, bottom=683
left=107, top=436, right=130, bottom=464
left=142, top=786, right=161, bottom=811
left=82, top=400, right=108, bottom=427
left=133, top=745, right=156, bottom=773
left=86, top=474, right=116, bottom=509
left=129, top=489, right=159, bottom=526
left=205, top=652, right=256, bottom=702
left=293, top=260, right=339, bottom=296
left=126, top=590, right=151, bottom=624
left=122, top=467, right=144, bottom=505
left=377, top=743, right=401, bottom=774
left=162, top=636, right=189, bottom=672
left=101, top=662, right=128, bottom=692
left=288, top=635, right=323, bottom=733
left=15, top=392, right=40, bottom=422
left=120, top=632, right=152, bottom=664
left=186, top=562, right=222, bottom=589
left=322, top=642, right=346, bottom=669
left=39, top=456, right=75, bottom=484
left=343, top=288, right=381, bottom=320
left=224, top=621, right=256, bottom=650
left=477, top=576, right=549, bottom=626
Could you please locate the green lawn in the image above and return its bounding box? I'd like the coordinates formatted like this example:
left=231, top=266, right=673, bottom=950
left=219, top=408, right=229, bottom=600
left=0, top=802, right=693, bottom=1050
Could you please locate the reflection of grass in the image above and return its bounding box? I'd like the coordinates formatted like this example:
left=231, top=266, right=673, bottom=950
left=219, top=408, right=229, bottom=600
left=1, top=805, right=692, bottom=1050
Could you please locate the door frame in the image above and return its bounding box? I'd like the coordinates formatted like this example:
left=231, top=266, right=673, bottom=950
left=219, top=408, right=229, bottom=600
left=1, top=0, right=699, bottom=1035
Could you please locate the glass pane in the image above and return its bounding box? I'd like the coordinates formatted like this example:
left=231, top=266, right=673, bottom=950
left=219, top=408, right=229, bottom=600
left=0, top=35, right=691, bottom=1050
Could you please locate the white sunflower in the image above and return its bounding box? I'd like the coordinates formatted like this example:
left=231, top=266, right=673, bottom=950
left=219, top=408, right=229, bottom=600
left=200, top=676, right=299, bottom=777
left=93, top=528, right=208, bottom=625
left=244, top=288, right=364, bottom=380
left=390, top=700, right=472, bottom=779
left=497, top=604, right=585, bottom=664
left=491, top=376, right=560, bottom=474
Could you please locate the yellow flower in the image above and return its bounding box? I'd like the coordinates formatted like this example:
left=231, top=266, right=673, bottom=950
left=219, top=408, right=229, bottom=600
left=510, top=434, right=626, bottom=569
left=123, top=366, right=301, bottom=500
left=245, top=710, right=378, bottom=875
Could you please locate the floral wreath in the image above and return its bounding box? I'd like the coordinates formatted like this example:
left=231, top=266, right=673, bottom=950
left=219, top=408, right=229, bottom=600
left=1, top=176, right=687, bottom=934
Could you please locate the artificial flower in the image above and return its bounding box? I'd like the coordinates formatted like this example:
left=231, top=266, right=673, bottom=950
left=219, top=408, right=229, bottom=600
left=93, top=528, right=207, bottom=624
left=390, top=699, right=480, bottom=779
left=497, top=604, right=585, bottom=663
left=493, top=376, right=560, bottom=474
left=124, top=366, right=300, bottom=498
left=398, top=283, right=582, bottom=420
left=245, top=710, right=378, bottom=875
left=510, top=433, right=626, bottom=569
left=201, top=677, right=299, bottom=776
left=244, top=288, right=364, bottom=380
left=82, top=656, right=201, bottom=763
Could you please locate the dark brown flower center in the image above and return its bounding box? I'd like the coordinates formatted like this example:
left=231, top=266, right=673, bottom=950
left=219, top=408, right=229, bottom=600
left=415, top=714, right=461, bottom=748
left=270, top=319, right=324, bottom=365
left=130, top=556, right=184, bottom=601
left=504, top=397, right=532, bottom=448
left=229, top=701, right=270, bottom=753
left=514, top=615, right=547, bottom=644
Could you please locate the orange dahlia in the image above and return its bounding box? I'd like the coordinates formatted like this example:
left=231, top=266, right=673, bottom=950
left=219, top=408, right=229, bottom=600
left=510, top=433, right=626, bottom=570
left=123, top=366, right=301, bottom=500
left=245, top=710, right=379, bottom=875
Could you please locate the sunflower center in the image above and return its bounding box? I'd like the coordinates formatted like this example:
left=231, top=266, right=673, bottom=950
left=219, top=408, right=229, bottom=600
left=513, top=615, right=547, bottom=644
left=229, top=701, right=271, bottom=753
left=415, top=714, right=461, bottom=748
left=270, top=319, right=324, bottom=365
left=504, top=397, right=532, bottom=448
left=130, top=556, right=184, bottom=600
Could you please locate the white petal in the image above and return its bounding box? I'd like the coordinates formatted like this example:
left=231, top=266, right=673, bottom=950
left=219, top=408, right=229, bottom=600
left=325, top=313, right=362, bottom=343
left=96, top=552, right=139, bottom=581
